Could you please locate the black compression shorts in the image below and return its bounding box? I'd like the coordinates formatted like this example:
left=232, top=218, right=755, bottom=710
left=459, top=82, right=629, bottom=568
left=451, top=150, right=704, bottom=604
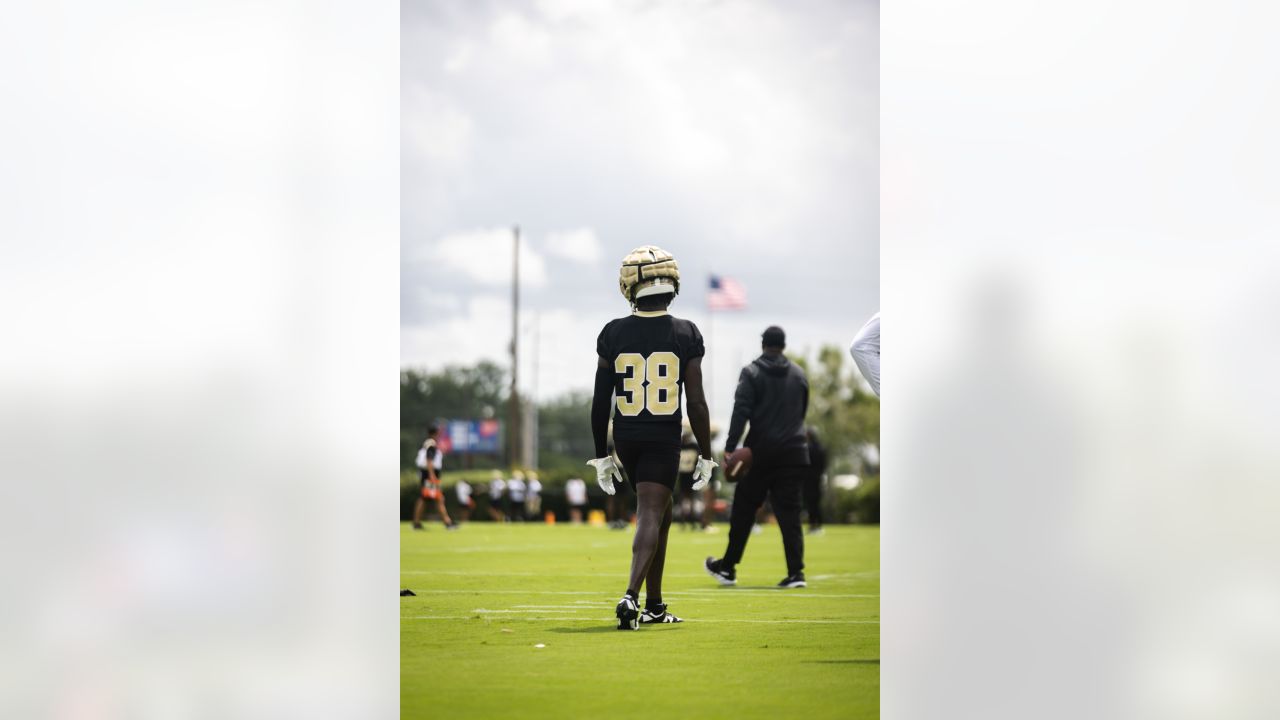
left=613, top=439, right=680, bottom=492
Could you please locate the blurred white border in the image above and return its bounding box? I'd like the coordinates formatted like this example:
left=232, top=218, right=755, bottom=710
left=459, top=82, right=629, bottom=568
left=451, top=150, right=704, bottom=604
left=0, top=2, right=399, bottom=717
left=885, top=1, right=1280, bottom=718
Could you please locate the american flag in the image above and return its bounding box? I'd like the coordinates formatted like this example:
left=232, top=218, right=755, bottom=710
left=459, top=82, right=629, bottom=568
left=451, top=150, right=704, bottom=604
left=707, top=275, right=747, bottom=311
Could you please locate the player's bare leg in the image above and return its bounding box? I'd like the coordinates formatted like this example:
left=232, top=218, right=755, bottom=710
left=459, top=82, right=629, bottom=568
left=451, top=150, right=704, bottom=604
left=638, top=492, right=683, bottom=623
left=644, top=496, right=673, bottom=595
left=627, top=483, right=671, bottom=594
left=412, top=496, right=425, bottom=530
left=434, top=494, right=454, bottom=528
left=701, top=485, right=717, bottom=531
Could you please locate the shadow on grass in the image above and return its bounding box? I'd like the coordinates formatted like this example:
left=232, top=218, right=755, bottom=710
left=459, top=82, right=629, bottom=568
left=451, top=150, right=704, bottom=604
left=547, top=625, right=622, bottom=634
left=802, top=659, right=879, bottom=665
left=548, top=625, right=684, bottom=634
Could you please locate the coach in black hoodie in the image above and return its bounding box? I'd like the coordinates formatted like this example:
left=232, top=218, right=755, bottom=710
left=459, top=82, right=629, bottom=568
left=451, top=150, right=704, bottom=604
left=705, top=326, right=810, bottom=588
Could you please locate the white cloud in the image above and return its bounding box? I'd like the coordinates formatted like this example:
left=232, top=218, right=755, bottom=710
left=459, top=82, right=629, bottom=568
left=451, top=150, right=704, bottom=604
left=543, top=228, right=602, bottom=265
left=489, top=11, right=552, bottom=66
left=431, top=228, right=548, bottom=288
left=443, top=42, right=472, bottom=73
left=401, top=86, right=472, bottom=170
left=402, top=1, right=880, bottom=414
left=402, top=295, right=510, bottom=370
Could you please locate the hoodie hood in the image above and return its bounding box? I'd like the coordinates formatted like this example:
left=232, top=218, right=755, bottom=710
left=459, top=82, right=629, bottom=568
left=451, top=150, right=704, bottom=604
left=753, top=353, right=792, bottom=376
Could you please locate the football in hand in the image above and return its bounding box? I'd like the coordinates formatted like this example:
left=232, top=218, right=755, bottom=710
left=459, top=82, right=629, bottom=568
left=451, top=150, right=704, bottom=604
left=724, top=447, right=753, bottom=482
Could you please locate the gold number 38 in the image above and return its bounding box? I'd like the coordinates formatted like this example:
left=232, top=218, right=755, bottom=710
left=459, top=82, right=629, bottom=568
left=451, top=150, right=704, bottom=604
left=614, top=352, right=680, bottom=417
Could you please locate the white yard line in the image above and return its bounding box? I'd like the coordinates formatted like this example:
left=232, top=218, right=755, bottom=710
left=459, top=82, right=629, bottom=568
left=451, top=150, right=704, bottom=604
left=401, top=570, right=828, bottom=579
left=400, top=588, right=878, bottom=598
left=506, top=599, right=611, bottom=604
left=402, top=615, right=879, bottom=625
left=471, top=608, right=590, bottom=614
left=401, top=570, right=869, bottom=583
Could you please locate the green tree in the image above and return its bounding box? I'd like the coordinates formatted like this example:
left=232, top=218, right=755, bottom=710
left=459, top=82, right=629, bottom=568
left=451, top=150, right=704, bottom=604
left=536, top=390, right=595, bottom=477
left=793, top=345, right=880, bottom=475
left=400, top=361, right=508, bottom=469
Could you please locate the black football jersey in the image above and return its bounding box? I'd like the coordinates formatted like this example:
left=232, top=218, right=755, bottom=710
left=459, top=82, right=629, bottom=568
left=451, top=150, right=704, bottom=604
left=596, top=313, right=705, bottom=444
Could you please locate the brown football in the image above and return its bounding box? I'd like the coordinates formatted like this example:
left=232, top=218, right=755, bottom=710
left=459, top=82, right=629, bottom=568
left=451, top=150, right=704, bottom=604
left=724, top=447, right=753, bottom=481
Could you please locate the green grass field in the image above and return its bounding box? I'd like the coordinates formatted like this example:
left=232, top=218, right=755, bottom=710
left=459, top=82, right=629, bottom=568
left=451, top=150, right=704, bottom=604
left=401, top=521, right=879, bottom=719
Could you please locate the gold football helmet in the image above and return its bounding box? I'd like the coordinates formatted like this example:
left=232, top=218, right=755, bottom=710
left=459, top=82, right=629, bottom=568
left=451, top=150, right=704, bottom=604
left=618, top=245, right=680, bottom=305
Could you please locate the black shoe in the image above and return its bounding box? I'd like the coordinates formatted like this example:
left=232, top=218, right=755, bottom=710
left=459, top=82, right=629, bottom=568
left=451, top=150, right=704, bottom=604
left=400, top=589, right=416, bottom=596
left=412, top=522, right=424, bottom=531
left=445, top=522, right=460, bottom=531
left=640, top=603, right=683, bottom=624
left=778, top=573, right=807, bottom=589
left=704, top=557, right=736, bottom=586
left=616, top=595, right=640, bottom=630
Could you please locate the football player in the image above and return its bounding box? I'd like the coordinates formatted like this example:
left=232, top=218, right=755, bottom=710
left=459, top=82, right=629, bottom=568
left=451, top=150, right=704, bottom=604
left=485, top=470, right=506, bottom=523
left=677, top=429, right=701, bottom=530
left=589, top=246, right=716, bottom=630
left=412, top=426, right=456, bottom=530
left=564, top=476, right=588, bottom=524
left=524, top=471, right=542, bottom=521
left=705, top=326, right=809, bottom=588
left=454, top=477, right=475, bottom=523
left=506, top=470, right=527, bottom=522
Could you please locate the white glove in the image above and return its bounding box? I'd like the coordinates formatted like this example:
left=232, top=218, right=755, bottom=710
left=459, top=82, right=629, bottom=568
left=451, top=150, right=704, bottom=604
left=586, top=456, right=624, bottom=495
left=691, top=456, right=718, bottom=492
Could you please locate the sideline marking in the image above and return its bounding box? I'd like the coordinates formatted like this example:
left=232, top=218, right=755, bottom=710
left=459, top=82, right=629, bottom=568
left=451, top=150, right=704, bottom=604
left=399, top=588, right=878, bottom=598
left=403, top=615, right=879, bottom=625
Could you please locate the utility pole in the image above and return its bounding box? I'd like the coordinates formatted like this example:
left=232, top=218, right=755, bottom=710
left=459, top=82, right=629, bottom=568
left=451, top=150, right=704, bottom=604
left=508, top=226, right=520, bottom=469
left=530, top=313, right=539, bottom=470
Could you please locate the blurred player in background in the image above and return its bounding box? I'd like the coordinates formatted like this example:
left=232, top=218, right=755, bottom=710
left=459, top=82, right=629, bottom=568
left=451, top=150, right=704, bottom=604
left=677, top=429, right=701, bottom=530
left=849, top=311, right=880, bottom=396
left=700, top=471, right=719, bottom=533
left=565, top=476, right=588, bottom=524
left=606, top=479, right=634, bottom=529
left=803, top=427, right=827, bottom=536
left=412, top=426, right=456, bottom=531
left=506, top=470, right=526, bottom=522
left=525, top=471, right=542, bottom=520
left=485, top=470, right=506, bottom=522
left=705, top=326, right=809, bottom=588
left=603, top=436, right=634, bottom=529
left=588, top=246, right=716, bottom=630
left=454, top=477, right=475, bottom=524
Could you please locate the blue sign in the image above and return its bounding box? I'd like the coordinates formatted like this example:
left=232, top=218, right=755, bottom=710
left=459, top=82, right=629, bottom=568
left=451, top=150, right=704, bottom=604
left=439, top=419, right=501, bottom=454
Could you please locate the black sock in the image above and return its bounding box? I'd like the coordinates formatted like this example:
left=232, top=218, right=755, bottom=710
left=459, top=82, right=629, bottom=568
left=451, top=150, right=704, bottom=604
left=625, top=589, right=638, bottom=600
left=645, top=597, right=663, bottom=610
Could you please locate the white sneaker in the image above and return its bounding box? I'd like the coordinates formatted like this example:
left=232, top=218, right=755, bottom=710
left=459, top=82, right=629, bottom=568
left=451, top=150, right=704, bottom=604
left=615, top=595, right=639, bottom=630
left=639, top=603, right=683, bottom=624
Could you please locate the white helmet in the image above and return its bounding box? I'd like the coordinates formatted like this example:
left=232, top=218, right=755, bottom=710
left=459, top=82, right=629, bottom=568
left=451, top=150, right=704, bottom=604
left=618, top=245, right=680, bottom=305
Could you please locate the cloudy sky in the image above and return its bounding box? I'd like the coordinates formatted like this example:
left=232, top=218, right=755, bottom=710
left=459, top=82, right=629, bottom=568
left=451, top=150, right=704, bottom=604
left=402, top=0, right=878, bottom=429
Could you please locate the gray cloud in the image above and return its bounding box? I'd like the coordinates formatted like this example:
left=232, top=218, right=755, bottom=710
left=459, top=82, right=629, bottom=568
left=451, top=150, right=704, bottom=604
left=403, top=0, right=878, bottom=428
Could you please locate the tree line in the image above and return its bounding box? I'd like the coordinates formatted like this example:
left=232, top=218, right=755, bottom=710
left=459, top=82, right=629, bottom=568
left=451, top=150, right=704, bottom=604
left=401, top=346, right=879, bottom=483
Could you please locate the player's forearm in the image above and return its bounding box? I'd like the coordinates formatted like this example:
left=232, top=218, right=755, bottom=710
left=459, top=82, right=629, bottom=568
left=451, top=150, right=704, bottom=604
left=724, top=409, right=747, bottom=453
left=591, top=365, right=614, bottom=457
left=686, top=396, right=712, bottom=459
left=724, top=375, right=753, bottom=452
